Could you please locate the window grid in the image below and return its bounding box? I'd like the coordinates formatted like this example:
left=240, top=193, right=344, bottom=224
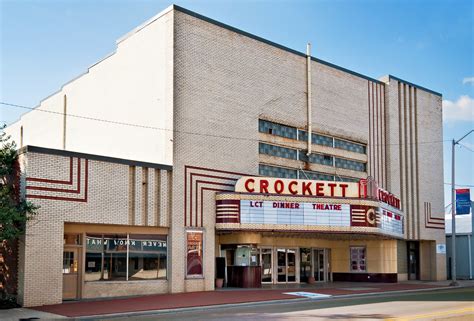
left=298, top=130, right=334, bottom=148
left=259, top=119, right=297, bottom=140
left=335, top=157, right=366, bottom=172
left=334, top=138, right=366, bottom=154
left=298, top=151, right=333, bottom=166
left=298, top=170, right=334, bottom=181
left=335, top=176, right=360, bottom=183
left=260, top=120, right=366, bottom=156
left=259, top=142, right=298, bottom=160
left=259, top=164, right=297, bottom=179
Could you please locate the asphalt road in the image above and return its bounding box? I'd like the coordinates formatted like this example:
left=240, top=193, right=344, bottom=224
left=96, top=287, right=474, bottom=321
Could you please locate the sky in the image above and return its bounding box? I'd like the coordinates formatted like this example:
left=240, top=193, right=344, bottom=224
left=1, top=0, right=473, bottom=211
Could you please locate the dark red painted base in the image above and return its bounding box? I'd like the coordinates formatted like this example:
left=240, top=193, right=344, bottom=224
left=332, top=272, right=398, bottom=283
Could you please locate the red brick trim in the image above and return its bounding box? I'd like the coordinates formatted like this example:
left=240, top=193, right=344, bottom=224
left=184, top=165, right=247, bottom=227
left=26, top=158, right=81, bottom=193
left=26, top=157, right=74, bottom=185
left=424, top=201, right=444, bottom=229
left=26, top=159, right=89, bottom=202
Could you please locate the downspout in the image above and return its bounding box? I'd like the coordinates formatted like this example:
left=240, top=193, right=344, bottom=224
left=306, top=43, right=312, bottom=156
left=469, top=234, right=472, bottom=280
left=63, top=94, right=67, bottom=150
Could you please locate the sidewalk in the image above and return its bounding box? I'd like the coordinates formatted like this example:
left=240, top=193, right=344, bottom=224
left=3, top=280, right=474, bottom=320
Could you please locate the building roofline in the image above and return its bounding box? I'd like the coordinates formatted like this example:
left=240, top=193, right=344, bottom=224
left=7, top=4, right=442, bottom=128
left=174, top=5, right=443, bottom=96
left=19, top=145, right=172, bottom=171
left=385, top=75, right=442, bottom=97
left=173, top=5, right=383, bottom=84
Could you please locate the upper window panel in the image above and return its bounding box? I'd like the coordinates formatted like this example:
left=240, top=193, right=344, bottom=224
left=335, top=158, right=366, bottom=172
left=334, top=139, right=366, bottom=154
left=298, top=130, right=334, bottom=148
left=259, top=119, right=297, bottom=140
left=259, top=142, right=297, bottom=160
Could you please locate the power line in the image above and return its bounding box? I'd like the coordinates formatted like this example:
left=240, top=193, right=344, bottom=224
left=0, top=101, right=453, bottom=147
left=458, top=142, right=474, bottom=153
left=444, top=183, right=474, bottom=188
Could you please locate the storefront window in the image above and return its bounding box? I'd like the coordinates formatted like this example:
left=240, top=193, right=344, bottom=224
left=85, top=234, right=167, bottom=281
left=186, top=231, right=203, bottom=277
left=350, top=246, right=367, bottom=272
left=128, top=234, right=167, bottom=280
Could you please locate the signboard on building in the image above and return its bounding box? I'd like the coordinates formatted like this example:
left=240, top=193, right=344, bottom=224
left=436, top=244, right=446, bottom=254
left=235, top=177, right=401, bottom=210
left=228, top=199, right=404, bottom=236
left=456, top=189, right=471, bottom=215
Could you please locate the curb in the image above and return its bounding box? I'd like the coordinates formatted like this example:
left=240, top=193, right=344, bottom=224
left=75, top=285, right=474, bottom=320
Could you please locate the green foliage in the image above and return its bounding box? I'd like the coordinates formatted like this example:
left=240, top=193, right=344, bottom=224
left=0, top=125, right=38, bottom=241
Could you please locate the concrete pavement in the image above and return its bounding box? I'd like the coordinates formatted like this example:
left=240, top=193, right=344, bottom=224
left=1, top=280, right=473, bottom=320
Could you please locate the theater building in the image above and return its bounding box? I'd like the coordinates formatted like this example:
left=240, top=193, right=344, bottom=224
left=4, top=5, right=446, bottom=307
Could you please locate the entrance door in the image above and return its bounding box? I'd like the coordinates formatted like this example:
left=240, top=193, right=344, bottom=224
left=260, top=248, right=272, bottom=283
left=313, top=249, right=326, bottom=282
left=63, top=247, right=80, bottom=300
left=277, top=248, right=297, bottom=283
left=407, top=242, right=420, bottom=280
left=300, top=248, right=312, bottom=283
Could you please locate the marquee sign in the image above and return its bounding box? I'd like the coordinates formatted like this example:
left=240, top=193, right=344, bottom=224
left=235, top=177, right=358, bottom=198
left=216, top=199, right=404, bottom=236
left=235, top=177, right=401, bottom=210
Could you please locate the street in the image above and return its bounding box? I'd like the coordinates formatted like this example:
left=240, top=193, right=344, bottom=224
left=97, top=287, right=474, bottom=321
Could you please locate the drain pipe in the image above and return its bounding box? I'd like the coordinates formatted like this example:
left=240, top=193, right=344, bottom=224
left=306, top=43, right=312, bottom=156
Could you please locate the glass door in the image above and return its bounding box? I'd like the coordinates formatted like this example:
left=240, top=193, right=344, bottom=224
left=300, top=248, right=312, bottom=283
left=276, top=248, right=297, bottom=283
left=260, top=248, right=272, bottom=283
left=313, top=249, right=326, bottom=282
left=287, top=249, right=296, bottom=282
left=277, top=248, right=286, bottom=282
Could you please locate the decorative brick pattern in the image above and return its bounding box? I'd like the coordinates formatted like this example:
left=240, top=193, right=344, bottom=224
left=17, top=150, right=171, bottom=307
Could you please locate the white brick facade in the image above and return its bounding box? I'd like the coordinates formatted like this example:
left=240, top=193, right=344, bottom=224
left=5, top=5, right=445, bottom=307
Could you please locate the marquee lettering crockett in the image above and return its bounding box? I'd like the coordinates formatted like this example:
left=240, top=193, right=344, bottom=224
left=239, top=177, right=353, bottom=197
left=236, top=177, right=402, bottom=210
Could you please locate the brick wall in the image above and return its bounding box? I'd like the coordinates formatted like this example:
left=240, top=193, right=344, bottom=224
left=18, top=149, right=171, bottom=306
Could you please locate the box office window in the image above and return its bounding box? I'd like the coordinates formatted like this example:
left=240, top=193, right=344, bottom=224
left=350, top=247, right=367, bottom=272
left=186, top=231, right=203, bottom=277
left=85, top=234, right=167, bottom=281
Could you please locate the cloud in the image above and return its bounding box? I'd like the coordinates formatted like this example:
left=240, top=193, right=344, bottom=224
left=463, top=77, right=474, bottom=85
left=442, top=95, right=474, bottom=122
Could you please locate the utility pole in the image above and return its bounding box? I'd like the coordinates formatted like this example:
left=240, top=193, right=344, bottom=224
left=450, top=129, right=474, bottom=286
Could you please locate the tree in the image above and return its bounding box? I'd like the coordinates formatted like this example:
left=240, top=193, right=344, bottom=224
left=0, top=125, right=38, bottom=241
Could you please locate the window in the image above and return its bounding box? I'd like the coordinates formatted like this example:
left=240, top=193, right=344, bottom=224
left=298, top=151, right=333, bottom=166
left=85, top=234, right=167, bottom=281
left=335, top=157, right=366, bottom=172
left=334, top=139, right=366, bottom=154
left=259, top=164, right=297, bottom=179
left=350, top=247, right=367, bottom=272
left=259, top=119, right=297, bottom=139
left=128, top=234, right=167, bottom=280
left=335, top=176, right=360, bottom=183
left=298, top=170, right=334, bottom=181
left=298, top=130, right=334, bottom=147
left=259, top=142, right=297, bottom=160
left=186, top=231, right=203, bottom=277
